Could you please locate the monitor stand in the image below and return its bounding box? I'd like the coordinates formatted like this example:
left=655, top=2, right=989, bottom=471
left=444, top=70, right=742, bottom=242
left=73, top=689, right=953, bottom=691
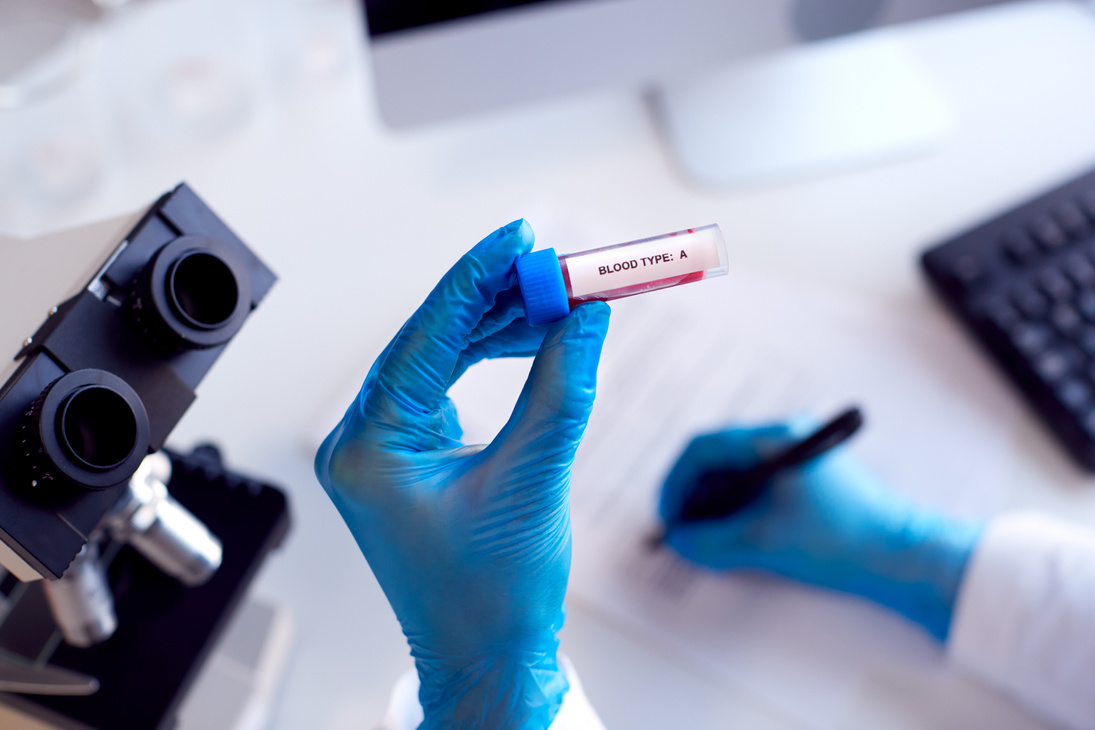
left=651, top=31, right=953, bottom=187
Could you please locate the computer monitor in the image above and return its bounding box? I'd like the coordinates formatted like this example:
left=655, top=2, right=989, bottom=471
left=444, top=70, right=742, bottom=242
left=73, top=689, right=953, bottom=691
left=361, top=0, right=1039, bottom=184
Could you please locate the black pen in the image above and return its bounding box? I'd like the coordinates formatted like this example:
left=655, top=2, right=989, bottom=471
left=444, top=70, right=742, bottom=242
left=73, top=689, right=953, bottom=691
left=649, top=406, right=864, bottom=549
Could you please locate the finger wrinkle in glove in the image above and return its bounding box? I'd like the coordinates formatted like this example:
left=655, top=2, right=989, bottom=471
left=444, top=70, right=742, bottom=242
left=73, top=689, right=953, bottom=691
left=505, top=427, right=590, bottom=468
left=471, top=503, right=570, bottom=559
left=466, top=287, right=528, bottom=345
left=379, top=329, right=462, bottom=404
left=474, top=524, right=570, bottom=564
left=358, top=380, right=459, bottom=446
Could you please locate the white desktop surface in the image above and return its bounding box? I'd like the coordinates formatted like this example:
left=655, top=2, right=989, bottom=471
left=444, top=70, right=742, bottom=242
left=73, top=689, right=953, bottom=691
left=3, top=1, right=1095, bottom=728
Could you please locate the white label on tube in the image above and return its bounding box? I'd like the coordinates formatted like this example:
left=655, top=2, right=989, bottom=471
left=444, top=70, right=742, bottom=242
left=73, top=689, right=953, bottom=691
left=565, top=228, right=723, bottom=298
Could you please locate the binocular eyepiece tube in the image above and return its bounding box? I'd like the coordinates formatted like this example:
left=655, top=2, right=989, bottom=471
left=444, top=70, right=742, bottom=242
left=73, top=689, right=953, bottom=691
left=20, top=369, right=150, bottom=493
left=19, top=237, right=253, bottom=496
left=125, top=236, right=252, bottom=353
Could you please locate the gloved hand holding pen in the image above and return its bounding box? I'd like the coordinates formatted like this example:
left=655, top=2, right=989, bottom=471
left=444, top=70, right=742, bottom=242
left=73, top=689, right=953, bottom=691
left=658, top=420, right=983, bottom=641
left=314, top=220, right=610, bottom=730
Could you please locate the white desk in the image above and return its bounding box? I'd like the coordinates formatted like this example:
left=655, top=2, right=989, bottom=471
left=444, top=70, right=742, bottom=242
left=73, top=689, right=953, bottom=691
left=3, top=1, right=1095, bottom=728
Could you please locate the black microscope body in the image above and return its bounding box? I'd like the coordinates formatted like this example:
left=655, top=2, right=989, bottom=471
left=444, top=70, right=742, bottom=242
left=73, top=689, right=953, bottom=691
left=0, top=183, right=289, bottom=730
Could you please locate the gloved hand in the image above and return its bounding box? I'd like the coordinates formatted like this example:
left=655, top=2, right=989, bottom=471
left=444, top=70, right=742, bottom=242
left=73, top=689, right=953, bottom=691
left=659, top=421, right=983, bottom=641
left=315, top=220, right=610, bottom=730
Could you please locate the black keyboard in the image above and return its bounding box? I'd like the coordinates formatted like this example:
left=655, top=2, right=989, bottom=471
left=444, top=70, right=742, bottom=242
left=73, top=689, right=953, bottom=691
left=922, top=166, right=1095, bottom=470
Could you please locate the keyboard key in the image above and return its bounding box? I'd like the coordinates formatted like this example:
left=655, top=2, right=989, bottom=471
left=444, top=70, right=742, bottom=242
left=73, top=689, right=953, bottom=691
left=1064, top=254, right=1095, bottom=287
left=982, top=299, right=1019, bottom=332
left=1080, top=410, right=1095, bottom=438
left=980, top=298, right=1016, bottom=331
left=1030, top=214, right=1069, bottom=251
left=1001, top=229, right=1038, bottom=265
left=950, top=253, right=985, bottom=288
left=1057, top=201, right=1092, bottom=239
left=1050, top=303, right=1083, bottom=335
left=1010, top=322, right=1052, bottom=356
left=1039, top=268, right=1073, bottom=300
left=1079, top=326, right=1095, bottom=356
left=1081, top=189, right=1095, bottom=222
left=1079, top=291, right=1095, bottom=322
left=1033, top=349, right=1072, bottom=382
left=1013, top=285, right=1048, bottom=318
left=1057, top=379, right=1092, bottom=411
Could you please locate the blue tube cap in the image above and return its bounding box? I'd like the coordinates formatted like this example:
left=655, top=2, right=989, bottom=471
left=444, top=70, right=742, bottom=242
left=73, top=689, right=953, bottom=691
left=516, top=249, right=569, bottom=326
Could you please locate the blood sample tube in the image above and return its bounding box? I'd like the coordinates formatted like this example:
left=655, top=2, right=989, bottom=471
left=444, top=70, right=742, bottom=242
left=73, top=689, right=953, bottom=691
left=516, top=224, right=727, bottom=326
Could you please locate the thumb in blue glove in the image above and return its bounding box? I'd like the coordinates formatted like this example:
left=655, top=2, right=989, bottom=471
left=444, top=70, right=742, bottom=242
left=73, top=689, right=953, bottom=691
left=659, top=421, right=983, bottom=641
left=315, top=220, right=610, bottom=730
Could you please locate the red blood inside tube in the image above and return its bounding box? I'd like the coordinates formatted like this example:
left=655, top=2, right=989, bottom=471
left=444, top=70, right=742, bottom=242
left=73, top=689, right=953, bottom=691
left=561, top=256, right=705, bottom=307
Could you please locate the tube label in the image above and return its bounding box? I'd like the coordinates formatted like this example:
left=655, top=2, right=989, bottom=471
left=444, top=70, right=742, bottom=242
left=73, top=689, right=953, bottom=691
left=564, top=227, right=724, bottom=298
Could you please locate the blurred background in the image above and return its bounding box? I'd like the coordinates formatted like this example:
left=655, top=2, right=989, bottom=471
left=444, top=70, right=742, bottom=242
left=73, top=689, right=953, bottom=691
left=2, top=0, right=1095, bottom=728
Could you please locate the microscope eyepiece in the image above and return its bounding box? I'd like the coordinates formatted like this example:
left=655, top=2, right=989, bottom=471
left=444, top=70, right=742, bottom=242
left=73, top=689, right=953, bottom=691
left=126, top=236, right=251, bottom=352
left=59, top=386, right=139, bottom=471
left=21, top=369, right=150, bottom=492
left=167, top=251, right=240, bottom=330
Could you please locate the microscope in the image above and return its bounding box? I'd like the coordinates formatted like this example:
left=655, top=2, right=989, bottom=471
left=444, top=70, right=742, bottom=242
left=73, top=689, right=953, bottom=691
left=0, top=184, right=289, bottom=730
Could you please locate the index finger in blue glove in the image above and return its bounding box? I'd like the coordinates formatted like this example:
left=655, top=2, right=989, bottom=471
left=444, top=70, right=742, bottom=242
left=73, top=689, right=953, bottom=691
left=368, top=220, right=534, bottom=433
left=482, top=302, right=611, bottom=494
left=452, top=318, right=546, bottom=383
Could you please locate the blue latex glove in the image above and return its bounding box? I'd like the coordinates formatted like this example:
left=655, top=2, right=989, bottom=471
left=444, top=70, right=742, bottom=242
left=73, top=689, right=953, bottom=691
left=315, top=220, right=610, bottom=730
left=659, top=421, right=983, bottom=641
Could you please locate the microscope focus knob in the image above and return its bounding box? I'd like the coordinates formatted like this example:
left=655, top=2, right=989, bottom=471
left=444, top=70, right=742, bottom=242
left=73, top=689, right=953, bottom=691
left=19, top=369, right=150, bottom=493
left=124, top=236, right=251, bottom=354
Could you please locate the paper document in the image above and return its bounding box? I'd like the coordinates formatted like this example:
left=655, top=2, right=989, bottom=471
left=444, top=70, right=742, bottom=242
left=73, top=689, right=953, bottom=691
left=449, top=265, right=1025, bottom=729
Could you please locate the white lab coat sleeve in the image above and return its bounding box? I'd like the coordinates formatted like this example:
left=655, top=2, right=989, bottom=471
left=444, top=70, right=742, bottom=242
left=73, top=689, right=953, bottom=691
left=375, top=655, right=606, bottom=730
left=947, top=512, right=1095, bottom=730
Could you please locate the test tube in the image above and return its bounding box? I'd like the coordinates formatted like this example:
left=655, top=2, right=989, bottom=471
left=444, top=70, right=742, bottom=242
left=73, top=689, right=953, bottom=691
left=516, top=224, right=727, bottom=326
